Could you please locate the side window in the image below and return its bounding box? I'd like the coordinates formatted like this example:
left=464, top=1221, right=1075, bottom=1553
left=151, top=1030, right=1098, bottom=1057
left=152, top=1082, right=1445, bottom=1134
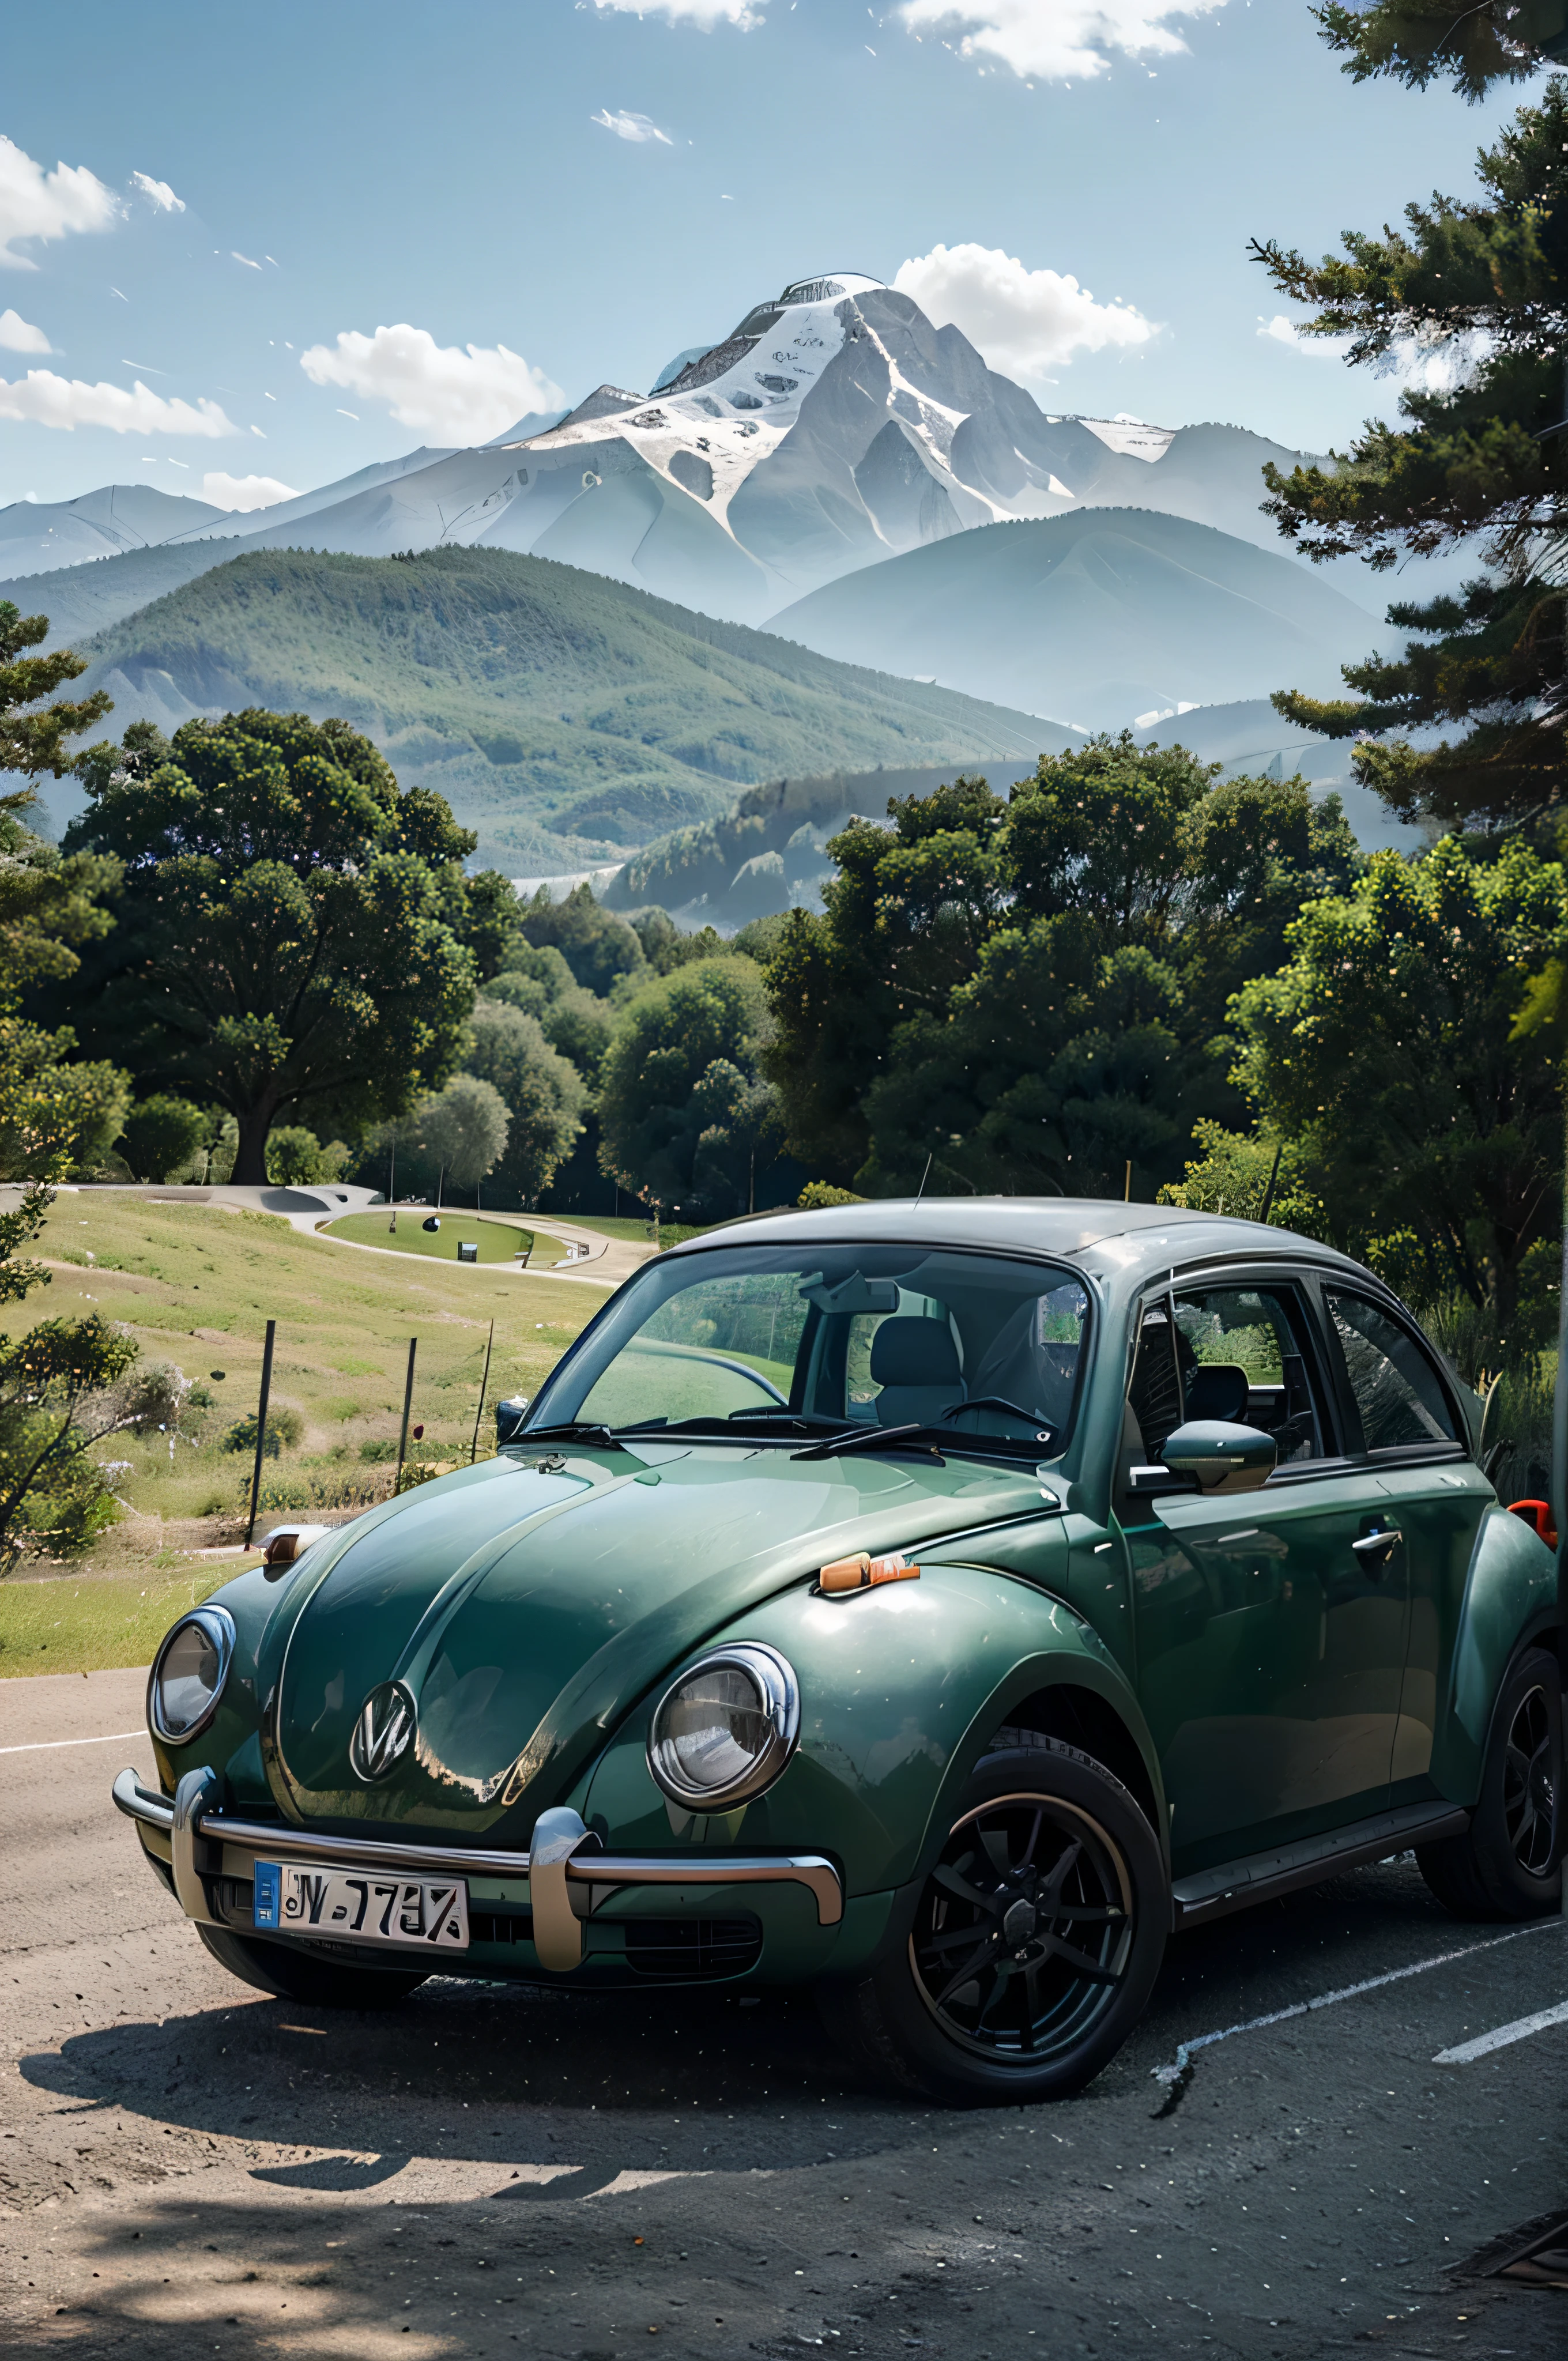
left=1173, top=1280, right=1328, bottom=1464
left=1324, top=1290, right=1458, bottom=1454
left=1124, top=1278, right=1329, bottom=1469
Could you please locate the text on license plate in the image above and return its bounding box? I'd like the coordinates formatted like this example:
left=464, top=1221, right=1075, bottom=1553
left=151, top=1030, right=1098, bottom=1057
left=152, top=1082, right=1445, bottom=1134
left=253, top=1861, right=469, bottom=1949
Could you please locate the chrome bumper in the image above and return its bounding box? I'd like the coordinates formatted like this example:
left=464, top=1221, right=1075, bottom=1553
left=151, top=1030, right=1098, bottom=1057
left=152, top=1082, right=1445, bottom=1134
left=113, top=1767, right=842, bottom=1971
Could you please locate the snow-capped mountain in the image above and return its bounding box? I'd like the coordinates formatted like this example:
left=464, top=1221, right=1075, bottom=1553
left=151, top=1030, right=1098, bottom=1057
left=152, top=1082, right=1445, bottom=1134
left=0, top=274, right=1337, bottom=631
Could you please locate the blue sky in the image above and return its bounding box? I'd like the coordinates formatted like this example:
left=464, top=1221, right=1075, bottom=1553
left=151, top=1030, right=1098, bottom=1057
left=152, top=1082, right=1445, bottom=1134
left=0, top=0, right=1533, bottom=515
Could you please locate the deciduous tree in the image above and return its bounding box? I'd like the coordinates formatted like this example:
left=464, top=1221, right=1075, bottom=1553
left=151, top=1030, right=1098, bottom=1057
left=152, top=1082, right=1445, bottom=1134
left=59, top=711, right=489, bottom=1183
left=1232, top=835, right=1568, bottom=1317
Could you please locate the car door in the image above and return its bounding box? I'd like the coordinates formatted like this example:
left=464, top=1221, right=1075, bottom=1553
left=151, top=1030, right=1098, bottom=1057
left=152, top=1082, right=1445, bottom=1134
left=1121, top=1269, right=1411, bottom=1877
left=1316, top=1284, right=1492, bottom=1801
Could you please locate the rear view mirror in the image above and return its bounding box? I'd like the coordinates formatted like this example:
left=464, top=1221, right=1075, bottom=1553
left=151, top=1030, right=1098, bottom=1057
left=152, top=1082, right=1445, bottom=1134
left=1160, top=1420, right=1277, bottom=1496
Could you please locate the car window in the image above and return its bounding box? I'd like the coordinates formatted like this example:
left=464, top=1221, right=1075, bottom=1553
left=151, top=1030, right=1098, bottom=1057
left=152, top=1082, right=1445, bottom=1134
left=1324, top=1289, right=1458, bottom=1454
left=1125, top=1278, right=1327, bottom=1467
left=547, top=1244, right=1092, bottom=1457
left=1174, top=1282, right=1327, bottom=1464
left=576, top=1268, right=811, bottom=1428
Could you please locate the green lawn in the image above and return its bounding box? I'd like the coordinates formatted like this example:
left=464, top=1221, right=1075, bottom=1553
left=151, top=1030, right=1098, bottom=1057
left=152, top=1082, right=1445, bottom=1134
left=326, top=1212, right=536, bottom=1265
left=0, top=1568, right=235, bottom=1677
left=2, top=1193, right=600, bottom=1627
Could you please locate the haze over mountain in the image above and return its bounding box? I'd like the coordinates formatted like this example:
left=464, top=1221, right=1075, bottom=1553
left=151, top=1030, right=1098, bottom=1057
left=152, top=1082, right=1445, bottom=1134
left=768, top=508, right=1385, bottom=731
left=0, top=272, right=1340, bottom=637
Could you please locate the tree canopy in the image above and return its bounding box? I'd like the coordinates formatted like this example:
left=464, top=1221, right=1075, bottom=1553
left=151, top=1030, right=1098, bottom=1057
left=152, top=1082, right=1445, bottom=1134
left=57, top=711, right=500, bottom=1183
left=461, top=998, right=587, bottom=1203
left=597, top=957, right=773, bottom=1213
left=519, top=882, right=647, bottom=997
left=1233, top=834, right=1568, bottom=1318
left=1254, top=67, right=1568, bottom=835
left=1314, top=3, right=1568, bottom=101
left=764, top=745, right=1360, bottom=1195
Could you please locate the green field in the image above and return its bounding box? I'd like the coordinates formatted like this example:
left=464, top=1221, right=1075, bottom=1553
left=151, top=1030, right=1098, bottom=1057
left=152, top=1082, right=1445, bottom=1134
left=0, top=1568, right=233, bottom=1677
left=1, top=1193, right=601, bottom=1649
left=326, top=1212, right=536, bottom=1265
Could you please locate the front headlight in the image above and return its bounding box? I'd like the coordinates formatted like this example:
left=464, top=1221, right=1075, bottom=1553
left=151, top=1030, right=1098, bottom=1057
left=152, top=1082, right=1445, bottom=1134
left=148, top=1606, right=236, bottom=1743
left=647, top=1643, right=800, bottom=1810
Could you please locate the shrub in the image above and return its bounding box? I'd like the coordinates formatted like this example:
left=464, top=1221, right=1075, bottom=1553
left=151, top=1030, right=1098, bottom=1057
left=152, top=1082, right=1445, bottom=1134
left=222, top=1404, right=303, bottom=1455
left=118, top=1095, right=210, bottom=1185
left=797, top=1181, right=865, bottom=1210
left=266, top=1127, right=352, bottom=1187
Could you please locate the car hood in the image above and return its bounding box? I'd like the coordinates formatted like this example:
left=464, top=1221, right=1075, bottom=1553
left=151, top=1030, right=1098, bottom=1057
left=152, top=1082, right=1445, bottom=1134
left=269, top=1439, right=1052, bottom=1836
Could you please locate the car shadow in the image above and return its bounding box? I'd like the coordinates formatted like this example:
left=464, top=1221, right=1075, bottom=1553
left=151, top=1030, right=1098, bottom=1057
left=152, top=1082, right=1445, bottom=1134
left=18, top=1978, right=904, bottom=2185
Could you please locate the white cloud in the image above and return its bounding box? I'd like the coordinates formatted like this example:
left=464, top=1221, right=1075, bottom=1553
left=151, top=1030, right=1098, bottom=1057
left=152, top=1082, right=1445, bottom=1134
left=896, top=1, right=1226, bottom=81
left=893, top=242, right=1156, bottom=377
left=0, top=134, right=120, bottom=270
left=299, top=323, right=564, bottom=444
left=231, top=251, right=262, bottom=270
left=1258, top=314, right=1354, bottom=363
left=131, top=170, right=184, bottom=214
left=591, top=108, right=674, bottom=144
left=0, top=307, right=51, bottom=353
left=0, top=370, right=236, bottom=435
left=201, top=470, right=298, bottom=510
left=591, top=0, right=762, bottom=25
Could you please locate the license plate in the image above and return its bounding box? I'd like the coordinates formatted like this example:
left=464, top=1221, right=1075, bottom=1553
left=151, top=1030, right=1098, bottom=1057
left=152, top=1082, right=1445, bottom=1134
left=252, top=1860, right=469, bottom=1951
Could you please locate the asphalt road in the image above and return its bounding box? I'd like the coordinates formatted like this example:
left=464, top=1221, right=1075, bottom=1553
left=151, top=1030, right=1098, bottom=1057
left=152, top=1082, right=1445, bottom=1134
left=2, top=1667, right=1563, bottom=2361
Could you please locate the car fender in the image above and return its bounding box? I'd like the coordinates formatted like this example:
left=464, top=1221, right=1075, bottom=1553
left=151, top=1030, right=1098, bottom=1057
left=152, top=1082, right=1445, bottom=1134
left=582, top=1560, right=1166, bottom=1900
left=1430, top=1501, right=1560, bottom=1800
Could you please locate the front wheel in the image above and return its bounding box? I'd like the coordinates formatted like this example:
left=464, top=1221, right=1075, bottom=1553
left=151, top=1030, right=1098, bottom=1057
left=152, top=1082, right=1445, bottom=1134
left=197, top=1923, right=429, bottom=2008
left=1417, top=1646, right=1563, bottom=1921
left=817, top=1733, right=1167, bottom=2106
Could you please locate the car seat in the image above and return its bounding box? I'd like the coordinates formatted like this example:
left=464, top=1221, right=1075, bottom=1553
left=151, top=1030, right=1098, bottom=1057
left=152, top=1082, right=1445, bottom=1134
left=1182, top=1363, right=1250, bottom=1424
left=869, top=1317, right=965, bottom=1427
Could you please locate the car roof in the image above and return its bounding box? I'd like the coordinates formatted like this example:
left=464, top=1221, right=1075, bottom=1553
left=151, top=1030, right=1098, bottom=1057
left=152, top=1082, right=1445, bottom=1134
left=665, top=1197, right=1369, bottom=1284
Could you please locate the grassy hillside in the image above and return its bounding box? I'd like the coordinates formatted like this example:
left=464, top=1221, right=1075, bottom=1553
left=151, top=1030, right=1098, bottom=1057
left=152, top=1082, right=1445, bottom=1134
left=0, top=1194, right=600, bottom=1578
left=66, top=545, right=1057, bottom=870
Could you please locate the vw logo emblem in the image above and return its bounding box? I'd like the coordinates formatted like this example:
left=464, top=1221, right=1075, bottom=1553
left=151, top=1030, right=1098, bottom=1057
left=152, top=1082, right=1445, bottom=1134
left=350, top=1680, right=417, bottom=1782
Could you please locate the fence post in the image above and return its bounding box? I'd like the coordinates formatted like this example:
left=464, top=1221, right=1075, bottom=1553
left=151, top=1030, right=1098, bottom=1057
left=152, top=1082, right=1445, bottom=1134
left=470, top=1318, right=495, bottom=1465
left=394, top=1335, right=418, bottom=1496
left=244, top=1319, right=276, bottom=1547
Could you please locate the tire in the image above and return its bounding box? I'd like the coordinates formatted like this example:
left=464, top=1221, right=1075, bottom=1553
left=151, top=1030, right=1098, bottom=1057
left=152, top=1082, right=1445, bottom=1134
left=817, top=1732, right=1168, bottom=2106
left=197, top=1922, right=429, bottom=2009
left=1417, top=1646, right=1563, bottom=1921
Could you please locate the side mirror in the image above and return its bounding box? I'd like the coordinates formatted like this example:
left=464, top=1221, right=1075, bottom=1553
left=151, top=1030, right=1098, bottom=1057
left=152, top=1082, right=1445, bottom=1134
left=495, top=1395, right=530, bottom=1445
left=1161, top=1419, right=1276, bottom=1496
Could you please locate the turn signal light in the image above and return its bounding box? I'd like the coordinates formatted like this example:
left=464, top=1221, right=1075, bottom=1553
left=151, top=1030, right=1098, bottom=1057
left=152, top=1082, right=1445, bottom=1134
left=817, top=1551, right=920, bottom=1595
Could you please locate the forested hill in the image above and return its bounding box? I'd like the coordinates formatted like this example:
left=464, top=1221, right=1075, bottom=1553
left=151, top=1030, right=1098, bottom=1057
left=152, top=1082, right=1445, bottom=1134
left=61, top=545, right=1062, bottom=872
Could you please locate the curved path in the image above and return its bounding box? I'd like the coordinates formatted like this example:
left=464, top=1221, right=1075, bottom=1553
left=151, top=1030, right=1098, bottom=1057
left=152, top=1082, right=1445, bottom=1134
left=314, top=1204, right=657, bottom=1291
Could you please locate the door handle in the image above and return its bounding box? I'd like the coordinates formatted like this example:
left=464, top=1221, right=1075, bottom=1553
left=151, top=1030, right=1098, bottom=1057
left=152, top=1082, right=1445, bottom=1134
left=1351, top=1526, right=1403, bottom=1574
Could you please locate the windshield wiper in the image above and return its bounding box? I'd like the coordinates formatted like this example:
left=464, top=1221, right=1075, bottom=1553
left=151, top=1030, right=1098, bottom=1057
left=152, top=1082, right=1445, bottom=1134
left=510, top=1421, right=620, bottom=1447
left=791, top=1423, right=944, bottom=1464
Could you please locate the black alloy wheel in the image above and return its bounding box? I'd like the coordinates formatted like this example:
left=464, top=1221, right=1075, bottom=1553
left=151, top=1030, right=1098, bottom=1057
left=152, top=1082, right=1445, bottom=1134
left=1502, top=1680, right=1557, bottom=1877
left=1418, top=1645, right=1563, bottom=1921
left=910, top=1792, right=1133, bottom=2065
left=817, top=1733, right=1167, bottom=2104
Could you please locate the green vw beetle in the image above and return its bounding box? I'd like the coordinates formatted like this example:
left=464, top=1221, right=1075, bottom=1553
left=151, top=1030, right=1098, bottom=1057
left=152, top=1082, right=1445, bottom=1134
left=114, top=1201, right=1564, bottom=2104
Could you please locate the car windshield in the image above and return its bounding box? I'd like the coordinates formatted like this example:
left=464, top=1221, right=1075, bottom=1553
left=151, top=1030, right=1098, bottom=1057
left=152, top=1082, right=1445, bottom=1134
left=526, top=1243, right=1091, bottom=1460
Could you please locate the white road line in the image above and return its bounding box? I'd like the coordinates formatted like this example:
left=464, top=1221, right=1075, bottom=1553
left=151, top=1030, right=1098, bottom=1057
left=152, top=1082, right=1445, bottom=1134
left=1151, top=1917, right=1565, bottom=2091
left=0, top=1730, right=145, bottom=1755
left=1434, top=1996, right=1568, bottom=2064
